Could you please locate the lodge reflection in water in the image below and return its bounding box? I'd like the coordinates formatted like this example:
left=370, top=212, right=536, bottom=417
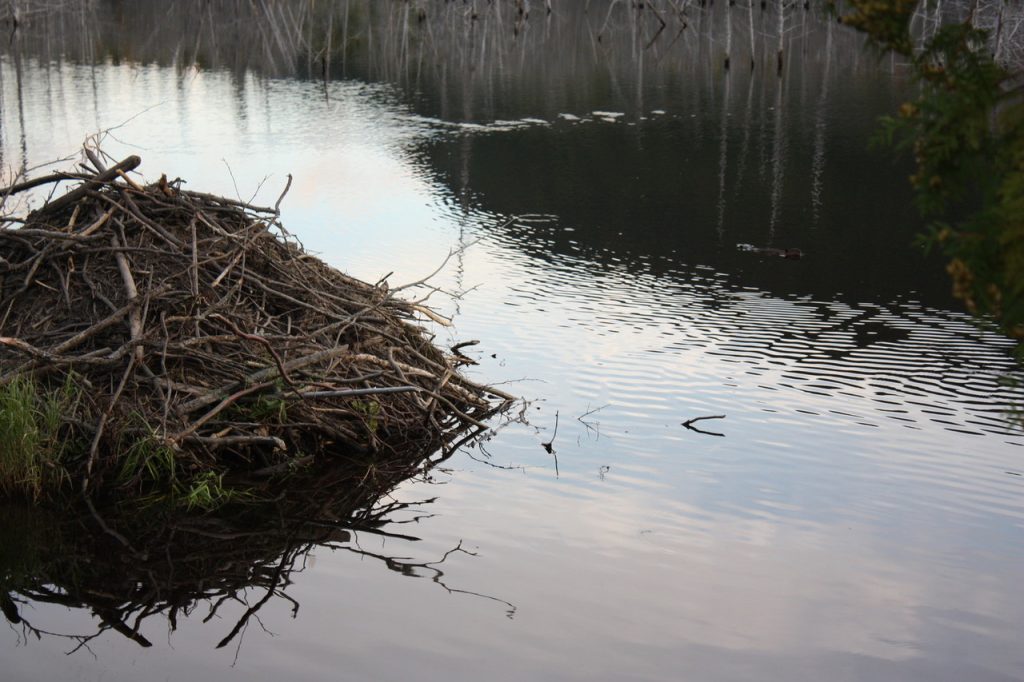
left=0, top=461, right=513, bottom=653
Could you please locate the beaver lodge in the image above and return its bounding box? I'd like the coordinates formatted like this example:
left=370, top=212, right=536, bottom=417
left=0, top=151, right=512, bottom=509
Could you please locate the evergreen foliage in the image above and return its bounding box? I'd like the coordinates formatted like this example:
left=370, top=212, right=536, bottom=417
left=841, top=0, right=1024, bottom=347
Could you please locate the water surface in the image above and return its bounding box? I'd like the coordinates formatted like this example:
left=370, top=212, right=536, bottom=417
left=2, top=3, right=1023, bottom=681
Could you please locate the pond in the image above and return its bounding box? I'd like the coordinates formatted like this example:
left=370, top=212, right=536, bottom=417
left=1, top=2, right=1023, bottom=680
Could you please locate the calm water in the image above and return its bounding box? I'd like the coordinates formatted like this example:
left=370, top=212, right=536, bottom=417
left=2, top=2, right=1023, bottom=681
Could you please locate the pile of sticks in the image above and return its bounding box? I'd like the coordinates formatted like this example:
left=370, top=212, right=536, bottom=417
left=0, top=151, right=511, bottom=500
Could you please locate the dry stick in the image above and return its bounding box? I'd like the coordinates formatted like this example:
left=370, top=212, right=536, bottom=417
left=158, top=313, right=174, bottom=433
left=243, top=272, right=352, bottom=321
left=171, top=332, right=305, bottom=348
left=425, top=366, right=454, bottom=416
left=389, top=237, right=481, bottom=294
left=209, top=312, right=299, bottom=393
left=48, top=258, right=72, bottom=309
left=117, top=169, right=144, bottom=192
left=541, top=410, right=559, bottom=461
left=211, top=250, right=244, bottom=288
left=0, top=227, right=102, bottom=241
left=273, top=173, right=293, bottom=217
left=0, top=171, right=84, bottom=197
left=349, top=351, right=447, bottom=383
left=681, top=414, right=726, bottom=437
left=83, top=147, right=108, bottom=174
left=681, top=415, right=726, bottom=427
left=79, top=206, right=115, bottom=236
left=297, top=386, right=423, bottom=398
left=18, top=246, right=50, bottom=293
left=410, top=303, right=452, bottom=326
left=179, top=189, right=277, bottom=214
left=91, top=193, right=180, bottom=249
left=540, top=409, right=557, bottom=450
left=401, top=342, right=516, bottom=402
left=177, top=345, right=352, bottom=414
left=54, top=298, right=143, bottom=354
left=66, top=203, right=82, bottom=230
left=183, top=435, right=287, bottom=449
left=111, top=232, right=145, bottom=363
left=385, top=337, right=512, bottom=401
left=83, top=354, right=137, bottom=493
left=0, top=335, right=123, bottom=384
left=32, top=155, right=141, bottom=217
left=193, top=207, right=250, bottom=243
left=424, top=390, right=494, bottom=431
left=0, top=336, right=52, bottom=359
left=386, top=346, right=423, bottom=408
left=119, top=193, right=184, bottom=248
left=175, top=383, right=270, bottom=443
left=189, top=215, right=199, bottom=297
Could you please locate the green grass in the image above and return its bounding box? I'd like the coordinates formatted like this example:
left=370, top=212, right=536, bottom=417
left=352, top=399, right=381, bottom=434
left=175, top=470, right=250, bottom=511
left=115, top=429, right=251, bottom=511
left=244, top=381, right=289, bottom=423
left=0, top=375, right=255, bottom=510
left=117, top=429, right=178, bottom=489
left=0, top=374, right=78, bottom=501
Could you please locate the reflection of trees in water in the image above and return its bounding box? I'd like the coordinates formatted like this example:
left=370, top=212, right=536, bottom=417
left=0, top=1, right=882, bottom=120
left=0, top=0, right=967, bottom=302
left=768, top=72, right=787, bottom=242
left=3, top=1, right=1021, bottom=100
left=8, top=42, right=27, bottom=179
left=715, top=68, right=731, bottom=240
left=0, top=0, right=901, bottom=225
left=0, top=461, right=514, bottom=655
left=810, top=18, right=833, bottom=226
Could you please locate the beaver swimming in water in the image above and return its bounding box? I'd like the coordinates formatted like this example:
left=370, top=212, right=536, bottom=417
left=736, top=243, right=803, bottom=259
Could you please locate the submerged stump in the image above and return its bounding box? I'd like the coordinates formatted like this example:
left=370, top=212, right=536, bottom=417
left=0, top=153, right=511, bottom=506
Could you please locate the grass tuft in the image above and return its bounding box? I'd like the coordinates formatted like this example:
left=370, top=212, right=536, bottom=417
left=176, top=470, right=250, bottom=511
left=0, top=374, right=78, bottom=501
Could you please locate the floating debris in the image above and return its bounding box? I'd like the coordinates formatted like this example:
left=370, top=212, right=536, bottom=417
left=736, top=243, right=803, bottom=259
left=681, top=414, right=726, bottom=437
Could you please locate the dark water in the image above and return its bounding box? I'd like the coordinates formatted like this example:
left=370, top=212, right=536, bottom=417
left=2, top=2, right=1023, bottom=681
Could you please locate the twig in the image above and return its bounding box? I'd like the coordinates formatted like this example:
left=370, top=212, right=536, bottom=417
left=273, top=173, right=293, bottom=216
left=111, top=232, right=145, bottom=363
left=296, top=386, right=423, bottom=398
left=681, top=414, right=726, bottom=437
left=83, top=355, right=137, bottom=493
left=390, top=238, right=481, bottom=293
left=541, top=410, right=559, bottom=476
left=0, top=171, right=83, bottom=197
left=32, top=155, right=141, bottom=217
left=681, top=414, right=726, bottom=427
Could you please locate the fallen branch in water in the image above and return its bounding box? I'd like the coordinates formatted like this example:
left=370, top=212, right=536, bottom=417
left=541, top=410, right=560, bottom=476
left=681, top=414, right=726, bottom=437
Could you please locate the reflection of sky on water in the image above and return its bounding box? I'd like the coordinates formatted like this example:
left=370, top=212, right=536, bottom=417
left=2, top=52, right=1024, bottom=682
